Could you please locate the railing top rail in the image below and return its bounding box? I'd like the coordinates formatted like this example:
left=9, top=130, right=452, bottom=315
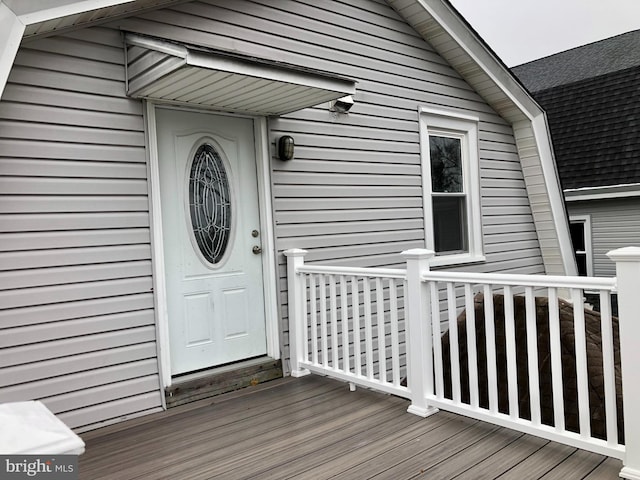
left=296, top=265, right=407, bottom=280
left=421, top=271, right=617, bottom=291
left=294, top=264, right=618, bottom=290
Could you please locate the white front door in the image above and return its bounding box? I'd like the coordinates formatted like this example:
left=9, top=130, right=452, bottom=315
left=156, top=108, right=267, bottom=375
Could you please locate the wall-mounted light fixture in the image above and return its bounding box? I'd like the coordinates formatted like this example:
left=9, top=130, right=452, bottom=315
left=331, top=95, right=354, bottom=113
left=278, top=135, right=295, bottom=160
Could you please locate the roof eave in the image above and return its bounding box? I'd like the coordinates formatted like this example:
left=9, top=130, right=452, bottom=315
left=565, top=183, right=640, bottom=202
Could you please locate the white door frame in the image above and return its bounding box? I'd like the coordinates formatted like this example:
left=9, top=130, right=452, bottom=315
left=144, top=101, right=280, bottom=390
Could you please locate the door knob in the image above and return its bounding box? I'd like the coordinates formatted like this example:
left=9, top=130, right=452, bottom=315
left=252, top=245, right=262, bottom=254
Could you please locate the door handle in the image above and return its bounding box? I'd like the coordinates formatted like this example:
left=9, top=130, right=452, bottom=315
left=252, top=245, right=262, bottom=255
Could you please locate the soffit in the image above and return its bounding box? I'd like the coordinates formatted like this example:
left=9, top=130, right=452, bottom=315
left=125, top=34, right=356, bottom=116
left=18, top=0, right=187, bottom=39
left=387, top=0, right=537, bottom=124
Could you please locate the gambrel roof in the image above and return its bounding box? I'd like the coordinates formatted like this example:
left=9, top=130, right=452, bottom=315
left=513, top=30, right=640, bottom=196
left=0, top=0, right=577, bottom=275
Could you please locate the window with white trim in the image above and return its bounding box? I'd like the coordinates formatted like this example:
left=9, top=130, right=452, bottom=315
left=420, top=106, right=484, bottom=266
left=569, top=215, right=593, bottom=276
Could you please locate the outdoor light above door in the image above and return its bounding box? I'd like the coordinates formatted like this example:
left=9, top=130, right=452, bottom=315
left=278, top=135, right=295, bottom=160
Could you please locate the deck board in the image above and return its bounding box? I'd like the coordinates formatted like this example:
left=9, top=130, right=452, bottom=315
left=79, top=375, right=623, bottom=479
left=454, top=434, right=548, bottom=479
left=495, top=441, right=576, bottom=479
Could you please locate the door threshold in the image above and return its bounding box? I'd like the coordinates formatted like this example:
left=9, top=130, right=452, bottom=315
left=165, top=357, right=282, bottom=408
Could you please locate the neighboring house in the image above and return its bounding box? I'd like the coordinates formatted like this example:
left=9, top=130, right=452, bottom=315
left=0, top=0, right=576, bottom=432
left=512, top=30, right=640, bottom=277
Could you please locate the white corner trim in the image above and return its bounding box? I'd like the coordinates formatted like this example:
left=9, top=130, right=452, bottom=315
left=530, top=114, right=577, bottom=276
left=253, top=117, right=281, bottom=361
left=0, top=3, right=25, bottom=100
left=144, top=101, right=172, bottom=393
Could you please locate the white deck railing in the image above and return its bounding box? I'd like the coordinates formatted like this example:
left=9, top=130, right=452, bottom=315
left=285, top=247, right=640, bottom=479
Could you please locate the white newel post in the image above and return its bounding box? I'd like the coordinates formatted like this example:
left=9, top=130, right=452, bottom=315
left=284, top=249, right=310, bottom=378
left=607, top=247, right=640, bottom=480
left=402, top=249, right=439, bottom=418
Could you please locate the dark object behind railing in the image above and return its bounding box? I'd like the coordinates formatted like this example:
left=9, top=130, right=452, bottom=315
left=440, top=292, right=624, bottom=443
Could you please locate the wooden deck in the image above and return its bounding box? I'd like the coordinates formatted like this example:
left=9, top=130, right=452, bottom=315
left=79, top=375, right=622, bottom=479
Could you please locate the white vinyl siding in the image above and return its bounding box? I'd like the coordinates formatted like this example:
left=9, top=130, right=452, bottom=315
left=0, top=27, right=163, bottom=432
left=567, top=198, right=640, bottom=277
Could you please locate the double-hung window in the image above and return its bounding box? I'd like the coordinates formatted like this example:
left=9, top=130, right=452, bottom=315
left=569, top=215, right=593, bottom=276
left=420, top=106, right=484, bottom=266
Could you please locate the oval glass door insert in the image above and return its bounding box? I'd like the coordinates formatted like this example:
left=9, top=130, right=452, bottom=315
left=188, top=143, right=232, bottom=265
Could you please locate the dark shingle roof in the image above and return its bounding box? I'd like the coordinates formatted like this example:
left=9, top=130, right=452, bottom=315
left=512, top=30, right=640, bottom=93
left=512, top=30, right=640, bottom=190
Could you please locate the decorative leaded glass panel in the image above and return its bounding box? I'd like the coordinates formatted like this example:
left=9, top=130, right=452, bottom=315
left=188, top=143, right=232, bottom=265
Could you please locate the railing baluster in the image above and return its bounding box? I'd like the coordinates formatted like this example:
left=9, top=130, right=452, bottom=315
left=376, top=277, right=386, bottom=383
left=352, top=276, right=361, bottom=377
left=504, top=285, right=519, bottom=419
left=464, top=283, right=479, bottom=408
left=447, top=282, right=461, bottom=404
left=340, top=276, right=350, bottom=374
left=572, top=288, right=591, bottom=439
left=329, top=275, right=339, bottom=369
left=431, top=281, right=444, bottom=398
left=287, top=251, right=623, bottom=461
left=525, top=286, right=541, bottom=425
left=364, top=277, right=374, bottom=380
left=319, top=275, right=328, bottom=367
left=309, top=274, right=318, bottom=366
left=483, top=285, right=498, bottom=414
left=599, top=289, right=617, bottom=445
left=389, top=278, right=400, bottom=386
left=548, top=287, right=565, bottom=432
left=302, top=273, right=309, bottom=363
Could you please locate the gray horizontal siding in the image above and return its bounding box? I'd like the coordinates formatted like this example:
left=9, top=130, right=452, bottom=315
left=115, top=0, right=544, bottom=371
left=568, top=197, right=640, bottom=277
left=0, top=27, right=162, bottom=431
left=114, top=0, right=543, bottom=370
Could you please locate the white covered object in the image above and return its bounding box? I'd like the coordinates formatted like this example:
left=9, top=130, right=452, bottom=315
left=0, top=401, right=85, bottom=455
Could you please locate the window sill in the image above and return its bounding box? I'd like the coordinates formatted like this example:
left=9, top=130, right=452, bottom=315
left=428, top=253, right=486, bottom=268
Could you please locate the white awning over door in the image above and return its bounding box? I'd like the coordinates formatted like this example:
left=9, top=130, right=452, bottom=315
left=125, top=34, right=356, bottom=116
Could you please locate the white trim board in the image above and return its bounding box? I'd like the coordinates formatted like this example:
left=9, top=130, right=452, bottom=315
left=0, top=4, right=26, bottom=100
left=565, top=183, right=640, bottom=201
left=145, top=102, right=280, bottom=390
left=418, top=105, right=485, bottom=267
left=8, top=0, right=135, bottom=24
